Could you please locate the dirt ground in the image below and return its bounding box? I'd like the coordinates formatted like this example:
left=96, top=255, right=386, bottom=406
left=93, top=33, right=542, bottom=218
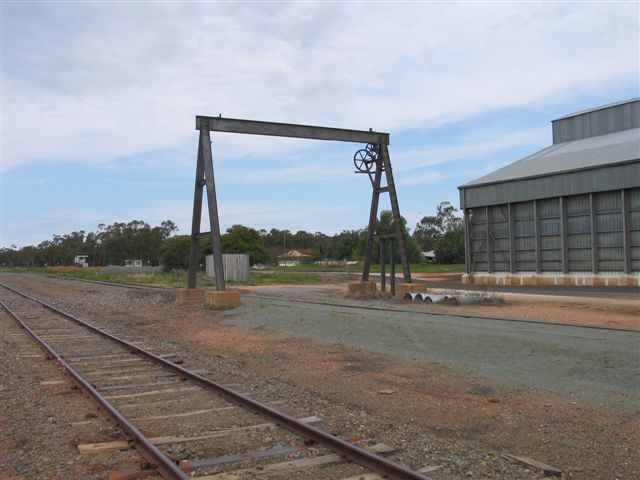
left=2, top=273, right=639, bottom=479
left=128, top=305, right=639, bottom=480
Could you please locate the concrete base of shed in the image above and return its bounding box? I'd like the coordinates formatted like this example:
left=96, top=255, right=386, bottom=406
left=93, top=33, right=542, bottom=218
left=175, top=288, right=204, bottom=305
left=395, top=283, right=427, bottom=299
left=205, top=291, right=241, bottom=310
left=462, top=273, right=639, bottom=287
left=348, top=281, right=377, bottom=298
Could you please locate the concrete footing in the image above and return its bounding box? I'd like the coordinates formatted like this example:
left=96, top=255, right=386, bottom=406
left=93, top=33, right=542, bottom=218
left=462, top=273, right=639, bottom=287
left=395, top=283, right=427, bottom=299
left=347, top=281, right=377, bottom=298
left=175, top=288, right=204, bottom=305
left=205, top=291, right=241, bottom=310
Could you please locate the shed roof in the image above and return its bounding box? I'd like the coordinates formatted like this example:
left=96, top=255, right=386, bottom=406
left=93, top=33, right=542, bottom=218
left=461, top=127, right=639, bottom=188
left=277, top=249, right=311, bottom=259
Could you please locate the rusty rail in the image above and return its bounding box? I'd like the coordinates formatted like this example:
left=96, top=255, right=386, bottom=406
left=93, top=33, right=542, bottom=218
left=0, top=282, right=433, bottom=480
left=0, top=298, right=189, bottom=480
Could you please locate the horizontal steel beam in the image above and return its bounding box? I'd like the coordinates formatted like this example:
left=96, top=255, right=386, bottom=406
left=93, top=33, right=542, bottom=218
left=196, top=116, right=389, bottom=145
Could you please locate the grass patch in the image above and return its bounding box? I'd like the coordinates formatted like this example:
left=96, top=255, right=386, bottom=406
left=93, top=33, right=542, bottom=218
left=250, top=271, right=321, bottom=284
left=1, top=267, right=214, bottom=288
left=46, top=269, right=191, bottom=287
left=261, top=263, right=465, bottom=274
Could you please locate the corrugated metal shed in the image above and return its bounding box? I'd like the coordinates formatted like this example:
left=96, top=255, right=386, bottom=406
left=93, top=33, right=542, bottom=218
left=457, top=98, right=640, bottom=280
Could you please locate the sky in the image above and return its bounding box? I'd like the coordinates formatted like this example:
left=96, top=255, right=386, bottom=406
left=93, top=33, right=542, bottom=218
left=1, top=1, right=638, bottom=248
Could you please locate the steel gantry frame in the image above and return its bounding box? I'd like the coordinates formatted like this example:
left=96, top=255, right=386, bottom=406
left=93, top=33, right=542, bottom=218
left=187, top=115, right=412, bottom=290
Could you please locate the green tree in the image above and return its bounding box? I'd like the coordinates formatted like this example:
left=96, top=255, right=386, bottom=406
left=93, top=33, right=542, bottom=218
left=327, top=230, right=365, bottom=261
left=159, top=235, right=191, bottom=270
left=220, top=225, right=270, bottom=265
left=413, top=201, right=462, bottom=251
left=98, top=219, right=177, bottom=265
left=354, top=211, right=421, bottom=263
left=434, top=225, right=465, bottom=263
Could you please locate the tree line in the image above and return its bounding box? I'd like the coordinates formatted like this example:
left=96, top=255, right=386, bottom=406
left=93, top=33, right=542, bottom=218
left=1, top=202, right=464, bottom=269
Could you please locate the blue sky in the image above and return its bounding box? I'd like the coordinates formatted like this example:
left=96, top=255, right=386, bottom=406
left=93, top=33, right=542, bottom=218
left=2, top=1, right=638, bottom=248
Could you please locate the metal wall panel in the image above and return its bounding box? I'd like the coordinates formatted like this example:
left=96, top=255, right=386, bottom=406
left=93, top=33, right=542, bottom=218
left=552, top=100, right=639, bottom=143
left=565, top=194, right=592, bottom=271
left=466, top=187, right=640, bottom=274
left=537, top=198, right=562, bottom=272
left=513, top=201, right=536, bottom=271
left=489, top=205, right=510, bottom=271
left=594, top=191, right=624, bottom=271
left=469, top=208, right=488, bottom=271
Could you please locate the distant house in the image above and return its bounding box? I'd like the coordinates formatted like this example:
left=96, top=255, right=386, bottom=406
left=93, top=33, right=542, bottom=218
left=277, top=249, right=311, bottom=267
left=73, top=255, right=89, bottom=267
left=124, top=259, right=143, bottom=268
left=420, top=250, right=436, bottom=262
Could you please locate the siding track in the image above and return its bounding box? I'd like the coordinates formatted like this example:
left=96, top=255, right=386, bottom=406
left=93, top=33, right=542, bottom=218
left=36, top=273, right=637, bottom=333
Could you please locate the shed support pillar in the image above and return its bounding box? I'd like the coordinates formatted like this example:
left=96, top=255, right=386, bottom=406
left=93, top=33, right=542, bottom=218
left=464, top=209, right=472, bottom=275
left=590, top=193, right=598, bottom=274
left=508, top=203, right=516, bottom=273
left=622, top=189, right=631, bottom=274
left=533, top=200, right=541, bottom=274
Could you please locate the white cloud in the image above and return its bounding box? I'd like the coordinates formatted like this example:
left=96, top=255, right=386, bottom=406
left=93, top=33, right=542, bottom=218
left=127, top=199, right=357, bottom=236
left=238, top=163, right=344, bottom=182
left=398, top=171, right=450, bottom=187
left=393, top=126, right=549, bottom=172
left=2, top=2, right=637, bottom=170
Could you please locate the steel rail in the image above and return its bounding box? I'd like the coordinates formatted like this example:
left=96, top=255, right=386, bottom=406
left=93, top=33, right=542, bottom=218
left=0, top=283, right=433, bottom=480
left=0, top=298, right=190, bottom=480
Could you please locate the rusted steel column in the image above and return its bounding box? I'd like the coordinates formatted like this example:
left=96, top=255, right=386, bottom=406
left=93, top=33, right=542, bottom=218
left=200, top=129, right=225, bottom=291
left=380, top=145, right=411, bottom=283
left=362, top=155, right=384, bottom=282
left=187, top=133, right=206, bottom=289
left=380, top=239, right=386, bottom=293
left=390, top=240, right=396, bottom=297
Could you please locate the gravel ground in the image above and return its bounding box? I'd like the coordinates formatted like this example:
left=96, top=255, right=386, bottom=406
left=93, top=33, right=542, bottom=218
left=234, top=288, right=639, bottom=410
left=1, top=273, right=638, bottom=479
left=0, top=310, right=147, bottom=480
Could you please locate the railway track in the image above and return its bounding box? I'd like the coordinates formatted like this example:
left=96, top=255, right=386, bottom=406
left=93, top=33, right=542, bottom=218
left=0, top=282, right=433, bottom=480
left=34, top=273, right=637, bottom=333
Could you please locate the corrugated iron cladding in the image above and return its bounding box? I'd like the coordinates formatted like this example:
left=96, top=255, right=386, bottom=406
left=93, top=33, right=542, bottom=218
left=552, top=98, right=639, bottom=144
left=466, top=188, right=640, bottom=274
left=460, top=162, right=639, bottom=209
